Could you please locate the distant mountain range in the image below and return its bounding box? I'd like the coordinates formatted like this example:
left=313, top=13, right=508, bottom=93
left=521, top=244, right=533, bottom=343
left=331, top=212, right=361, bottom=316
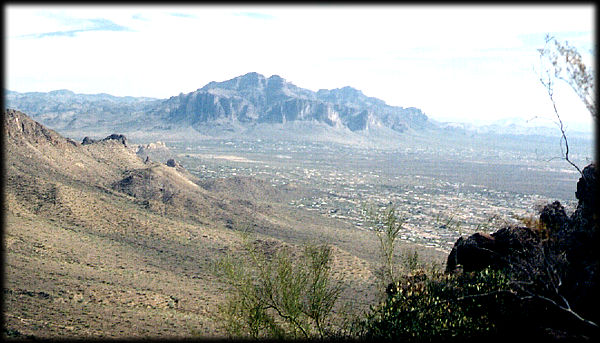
left=5, top=72, right=430, bottom=136
left=5, top=72, right=593, bottom=142
left=434, top=116, right=593, bottom=140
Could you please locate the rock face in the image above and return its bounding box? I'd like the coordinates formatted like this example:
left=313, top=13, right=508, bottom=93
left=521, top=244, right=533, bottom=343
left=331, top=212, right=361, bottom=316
left=6, top=73, right=430, bottom=134
left=445, top=228, right=540, bottom=273
left=152, top=72, right=429, bottom=132
left=446, top=163, right=599, bottom=335
left=102, top=134, right=128, bottom=147
left=82, top=136, right=97, bottom=145
left=6, top=73, right=430, bottom=135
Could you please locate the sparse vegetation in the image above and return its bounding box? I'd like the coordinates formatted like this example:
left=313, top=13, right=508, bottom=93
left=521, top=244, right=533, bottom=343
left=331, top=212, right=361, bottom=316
left=213, top=236, right=343, bottom=339
left=4, top=33, right=593, bottom=338
left=353, top=206, right=509, bottom=340
left=363, top=205, right=406, bottom=287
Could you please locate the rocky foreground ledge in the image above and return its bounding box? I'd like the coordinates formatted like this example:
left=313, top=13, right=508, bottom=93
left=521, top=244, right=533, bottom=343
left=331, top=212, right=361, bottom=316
left=446, top=163, right=598, bottom=337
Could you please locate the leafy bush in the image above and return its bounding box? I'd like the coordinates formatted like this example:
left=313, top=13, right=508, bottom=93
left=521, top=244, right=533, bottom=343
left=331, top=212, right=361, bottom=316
left=213, top=238, right=343, bottom=339
left=355, top=267, right=514, bottom=341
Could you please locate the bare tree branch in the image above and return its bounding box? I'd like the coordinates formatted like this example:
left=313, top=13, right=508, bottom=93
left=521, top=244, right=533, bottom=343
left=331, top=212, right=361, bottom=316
left=538, top=35, right=587, bottom=177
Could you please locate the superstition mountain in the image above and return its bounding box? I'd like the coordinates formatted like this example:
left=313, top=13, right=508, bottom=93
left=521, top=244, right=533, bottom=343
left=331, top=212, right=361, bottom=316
left=5, top=72, right=430, bottom=135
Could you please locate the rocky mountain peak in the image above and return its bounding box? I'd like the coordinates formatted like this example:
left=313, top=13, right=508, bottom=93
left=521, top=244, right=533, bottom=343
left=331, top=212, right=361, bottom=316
left=317, top=86, right=387, bottom=108
left=6, top=73, right=430, bottom=135
left=267, top=74, right=284, bottom=83
left=201, top=72, right=268, bottom=93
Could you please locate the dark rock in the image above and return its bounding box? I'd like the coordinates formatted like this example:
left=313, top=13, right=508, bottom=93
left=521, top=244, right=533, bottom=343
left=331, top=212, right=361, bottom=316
left=66, top=138, right=79, bottom=146
left=575, top=164, right=597, bottom=207
left=445, top=163, right=599, bottom=335
left=573, top=163, right=598, bottom=228
left=446, top=233, right=496, bottom=273
left=560, top=163, right=598, bottom=327
left=446, top=228, right=540, bottom=273
left=102, top=134, right=127, bottom=147
left=166, top=159, right=177, bottom=167
left=82, top=136, right=97, bottom=145
left=539, top=200, right=570, bottom=232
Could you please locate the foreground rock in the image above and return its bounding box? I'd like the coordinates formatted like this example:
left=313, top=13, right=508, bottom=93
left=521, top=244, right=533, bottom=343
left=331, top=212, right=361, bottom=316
left=445, top=227, right=540, bottom=273
left=446, top=163, right=598, bottom=338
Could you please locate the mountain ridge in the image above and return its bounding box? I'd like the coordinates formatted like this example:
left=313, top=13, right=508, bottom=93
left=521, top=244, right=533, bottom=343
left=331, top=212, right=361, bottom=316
left=5, top=72, right=429, bottom=135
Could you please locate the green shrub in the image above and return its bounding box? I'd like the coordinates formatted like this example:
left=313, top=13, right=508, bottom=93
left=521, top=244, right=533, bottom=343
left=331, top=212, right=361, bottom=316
left=356, top=267, right=514, bottom=341
left=213, top=238, right=343, bottom=339
left=363, top=205, right=406, bottom=287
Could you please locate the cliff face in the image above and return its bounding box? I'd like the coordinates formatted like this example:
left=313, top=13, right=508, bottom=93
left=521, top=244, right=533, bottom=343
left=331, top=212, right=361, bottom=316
left=5, top=73, right=430, bottom=136
left=154, top=72, right=429, bottom=132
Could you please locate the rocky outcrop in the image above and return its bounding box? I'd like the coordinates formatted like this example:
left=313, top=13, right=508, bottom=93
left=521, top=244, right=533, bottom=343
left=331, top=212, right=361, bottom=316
left=445, top=163, right=599, bottom=337
left=102, top=134, right=128, bottom=147
left=82, top=136, right=98, bottom=145
left=446, top=164, right=597, bottom=274
left=136, top=141, right=167, bottom=152
left=445, top=227, right=540, bottom=273
left=80, top=134, right=128, bottom=146
left=4, top=108, right=79, bottom=147
left=547, top=164, right=598, bottom=330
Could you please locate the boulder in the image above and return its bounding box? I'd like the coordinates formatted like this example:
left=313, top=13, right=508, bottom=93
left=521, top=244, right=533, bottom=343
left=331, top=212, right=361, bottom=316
left=445, top=227, right=539, bottom=273
left=539, top=200, right=570, bottom=232
left=166, top=159, right=179, bottom=168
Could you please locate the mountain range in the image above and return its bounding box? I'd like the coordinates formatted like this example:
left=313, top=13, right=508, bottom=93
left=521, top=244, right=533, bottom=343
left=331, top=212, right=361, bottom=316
left=5, top=72, right=429, bottom=137
left=5, top=72, right=593, bottom=144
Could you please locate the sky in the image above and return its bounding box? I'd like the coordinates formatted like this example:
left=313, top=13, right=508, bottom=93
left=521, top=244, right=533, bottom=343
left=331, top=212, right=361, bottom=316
left=5, top=5, right=596, bottom=130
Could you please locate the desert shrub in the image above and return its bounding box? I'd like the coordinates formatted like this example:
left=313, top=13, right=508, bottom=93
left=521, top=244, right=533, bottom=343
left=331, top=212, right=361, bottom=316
left=363, top=205, right=406, bottom=288
left=357, top=204, right=516, bottom=340
left=213, top=238, right=343, bottom=339
left=355, top=267, right=514, bottom=341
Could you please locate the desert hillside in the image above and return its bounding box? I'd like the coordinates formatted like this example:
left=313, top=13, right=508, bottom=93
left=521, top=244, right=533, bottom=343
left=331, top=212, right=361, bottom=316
left=4, top=109, right=417, bottom=338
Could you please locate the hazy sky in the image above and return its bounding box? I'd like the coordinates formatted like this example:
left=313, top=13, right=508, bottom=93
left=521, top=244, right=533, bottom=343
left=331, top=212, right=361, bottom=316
left=5, top=5, right=595, bottom=129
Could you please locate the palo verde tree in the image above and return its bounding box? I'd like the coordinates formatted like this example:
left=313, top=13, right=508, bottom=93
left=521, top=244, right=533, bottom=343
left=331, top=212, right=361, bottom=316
left=363, top=205, right=406, bottom=287
left=212, top=236, right=343, bottom=340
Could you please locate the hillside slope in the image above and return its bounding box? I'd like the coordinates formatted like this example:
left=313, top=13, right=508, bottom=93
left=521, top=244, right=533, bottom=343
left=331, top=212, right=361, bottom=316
left=3, top=109, right=393, bottom=338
